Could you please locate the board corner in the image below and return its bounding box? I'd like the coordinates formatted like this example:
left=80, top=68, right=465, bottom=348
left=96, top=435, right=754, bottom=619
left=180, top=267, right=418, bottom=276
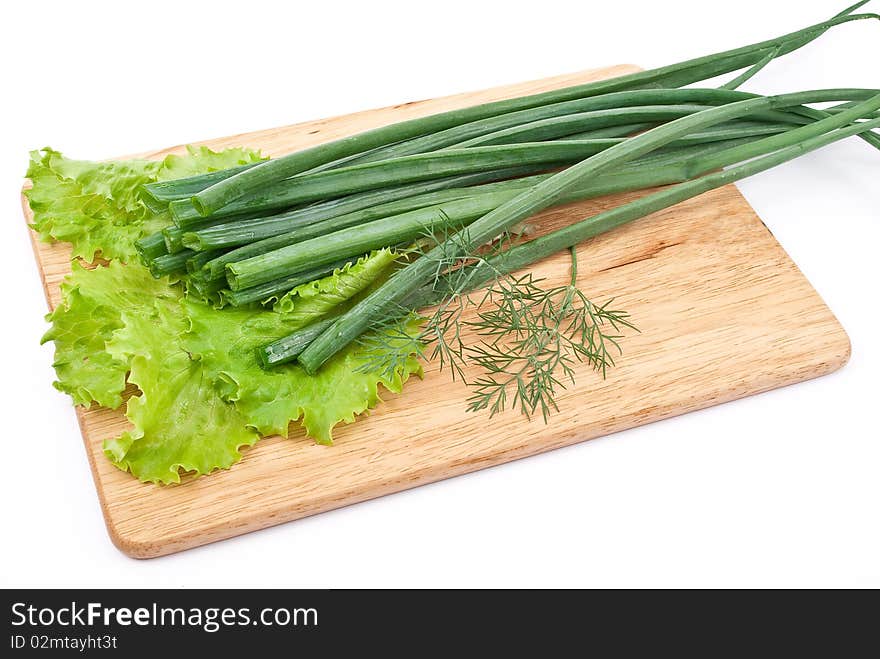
left=104, top=517, right=168, bottom=560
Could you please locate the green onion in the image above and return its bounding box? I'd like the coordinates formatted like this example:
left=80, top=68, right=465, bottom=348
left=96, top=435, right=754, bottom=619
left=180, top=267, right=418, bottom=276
left=163, top=218, right=221, bottom=253
left=456, top=112, right=809, bottom=148
left=203, top=131, right=826, bottom=289
left=218, top=136, right=766, bottom=288
left=348, top=89, right=825, bottom=158
left=221, top=258, right=359, bottom=308
left=206, top=135, right=758, bottom=281
left=135, top=232, right=169, bottom=262
left=225, top=191, right=524, bottom=290
left=176, top=121, right=796, bottom=254
left=449, top=105, right=727, bottom=148
left=719, top=46, right=782, bottom=90
left=169, top=139, right=673, bottom=224
left=173, top=92, right=873, bottom=227
left=431, top=114, right=880, bottom=302
left=169, top=166, right=538, bottom=228
left=169, top=91, right=877, bottom=228
left=148, top=250, right=194, bottom=278
left=189, top=9, right=875, bottom=216
left=259, top=104, right=880, bottom=368
left=179, top=171, right=543, bottom=252
left=258, top=318, right=338, bottom=367
left=350, top=90, right=767, bottom=159
left=566, top=123, right=655, bottom=139
left=185, top=249, right=224, bottom=274
left=183, top=184, right=503, bottom=252
left=141, top=161, right=263, bottom=211
left=186, top=273, right=227, bottom=300
left=294, top=90, right=880, bottom=373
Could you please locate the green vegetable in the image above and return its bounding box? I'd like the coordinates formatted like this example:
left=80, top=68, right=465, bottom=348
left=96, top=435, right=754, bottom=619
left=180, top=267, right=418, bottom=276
left=169, top=96, right=870, bottom=226
left=272, top=249, right=400, bottom=316
left=259, top=318, right=337, bottom=367
left=179, top=171, right=540, bottom=251
left=202, top=134, right=789, bottom=295
left=295, top=89, right=880, bottom=373
left=167, top=167, right=538, bottom=230
left=26, top=146, right=263, bottom=262
left=103, top=295, right=261, bottom=484
left=148, top=249, right=195, bottom=278
left=432, top=114, right=880, bottom=304
left=449, top=106, right=799, bottom=148
left=411, top=246, right=636, bottom=421
left=189, top=7, right=875, bottom=216
left=135, top=231, right=169, bottom=261
left=221, top=257, right=358, bottom=308
left=141, top=160, right=264, bottom=210
left=349, top=92, right=733, bottom=159
left=177, top=123, right=791, bottom=253
left=41, top=260, right=173, bottom=409
left=184, top=304, right=422, bottom=443
left=168, top=140, right=644, bottom=224
left=225, top=191, right=523, bottom=291
left=26, top=149, right=163, bottom=262
left=346, top=74, right=877, bottom=160
left=32, top=148, right=425, bottom=483
left=330, top=111, right=880, bottom=417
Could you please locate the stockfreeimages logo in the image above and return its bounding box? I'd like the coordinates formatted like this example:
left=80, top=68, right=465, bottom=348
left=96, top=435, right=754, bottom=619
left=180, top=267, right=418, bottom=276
left=11, top=601, right=318, bottom=633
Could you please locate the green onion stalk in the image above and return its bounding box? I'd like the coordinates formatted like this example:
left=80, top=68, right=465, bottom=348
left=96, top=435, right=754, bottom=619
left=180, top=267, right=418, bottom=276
left=188, top=5, right=877, bottom=216
left=259, top=106, right=880, bottom=367
left=291, top=91, right=880, bottom=373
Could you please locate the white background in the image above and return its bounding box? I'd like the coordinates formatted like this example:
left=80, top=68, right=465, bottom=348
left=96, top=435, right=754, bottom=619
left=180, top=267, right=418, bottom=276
left=0, top=0, right=877, bottom=588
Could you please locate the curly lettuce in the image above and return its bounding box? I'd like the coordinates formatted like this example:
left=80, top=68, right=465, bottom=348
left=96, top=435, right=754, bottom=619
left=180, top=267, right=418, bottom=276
left=273, top=248, right=399, bottom=313
left=31, top=147, right=423, bottom=483
left=40, top=260, right=175, bottom=409
left=185, top=301, right=422, bottom=443
left=25, top=145, right=265, bottom=262
left=103, top=298, right=260, bottom=484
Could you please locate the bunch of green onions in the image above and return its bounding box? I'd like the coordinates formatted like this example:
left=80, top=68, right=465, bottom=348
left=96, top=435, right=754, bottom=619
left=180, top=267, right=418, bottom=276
left=135, top=2, right=880, bottom=373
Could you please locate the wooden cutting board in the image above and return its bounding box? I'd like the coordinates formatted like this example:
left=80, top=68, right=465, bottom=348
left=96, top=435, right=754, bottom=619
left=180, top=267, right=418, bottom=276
left=23, top=64, right=851, bottom=559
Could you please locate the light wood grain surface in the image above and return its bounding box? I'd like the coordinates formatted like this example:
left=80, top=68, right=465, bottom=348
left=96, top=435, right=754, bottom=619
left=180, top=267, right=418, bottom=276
left=22, top=64, right=850, bottom=559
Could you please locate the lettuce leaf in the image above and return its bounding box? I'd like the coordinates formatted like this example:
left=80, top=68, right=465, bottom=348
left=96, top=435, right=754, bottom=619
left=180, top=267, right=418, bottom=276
left=156, top=144, right=265, bottom=182
left=185, top=302, right=422, bottom=443
left=104, top=299, right=259, bottom=484
left=25, top=148, right=160, bottom=261
left=188, top=248, right=421, bottom=442
left=40, top=260, right=177, bottom=409
left=25, top=145, right=264, bottom=262
left=273, top=248, right=400, bottom=315
left=40, top=258, right=261, bottom=483
left=33, top=146, right=423, bottom=483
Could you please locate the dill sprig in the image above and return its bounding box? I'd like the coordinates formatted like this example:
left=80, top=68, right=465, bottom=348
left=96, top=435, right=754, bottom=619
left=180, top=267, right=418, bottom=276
left=356, top=223, right=636, bottom=421
left=463, top=248, right=635, bottom=421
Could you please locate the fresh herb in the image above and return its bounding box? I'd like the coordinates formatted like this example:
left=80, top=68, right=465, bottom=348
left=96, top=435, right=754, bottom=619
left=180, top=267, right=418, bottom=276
left=465, top=257, right=632, bottom=421
left=356, top=243, right=636, bottom=422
